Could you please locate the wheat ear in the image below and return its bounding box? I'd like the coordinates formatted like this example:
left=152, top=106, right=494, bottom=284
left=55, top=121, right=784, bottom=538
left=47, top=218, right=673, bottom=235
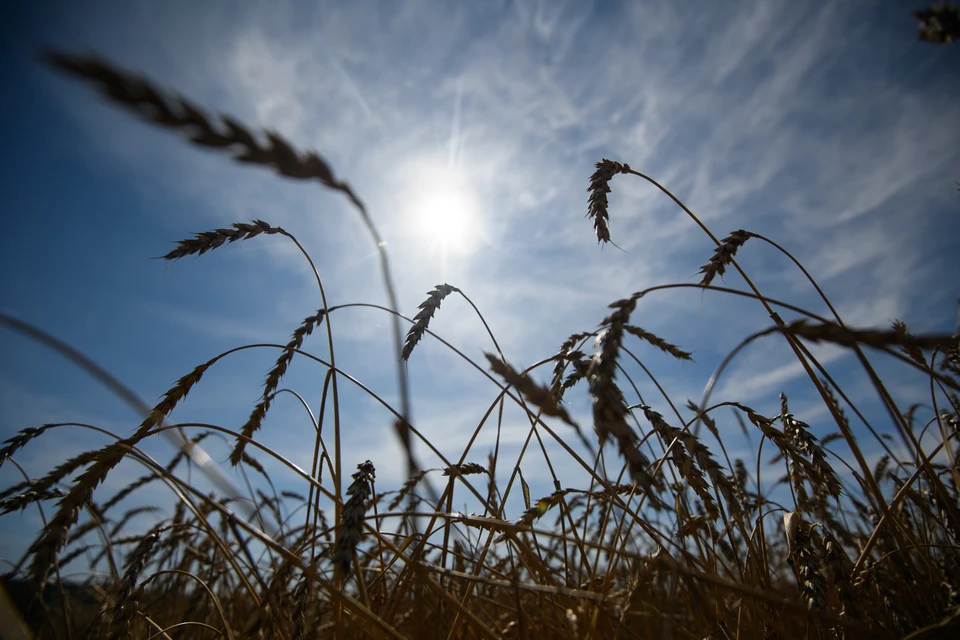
left=402, top=284, right=459, bottom=361
left=589, top=298, right=661, bottom=493
left=698, top=230, right=752, bottom=287
left=231, top=310, right=327, bottom=465
left=784, top=512, right=826, bottom=611
left=587, top=159, right=630, bottom=245
left=331, top=460, right=376, bottom=576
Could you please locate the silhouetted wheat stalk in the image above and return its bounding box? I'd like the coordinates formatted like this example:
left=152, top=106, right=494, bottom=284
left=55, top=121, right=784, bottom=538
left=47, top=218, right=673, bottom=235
left=588, top=297, right=662, bottom=494
left=232, top=309, right=327, bottom=466
left=43, top=48, right=414, bottom=472
left=402, top=284, right=459, bottom=361
left=699, top=230, right=752, bottom=287
left=331, top=460, right=375, bottom=576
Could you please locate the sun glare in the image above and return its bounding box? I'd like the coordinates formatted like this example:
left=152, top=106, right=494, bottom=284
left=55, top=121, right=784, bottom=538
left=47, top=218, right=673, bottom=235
left=407, top=166, right=482, bottom=256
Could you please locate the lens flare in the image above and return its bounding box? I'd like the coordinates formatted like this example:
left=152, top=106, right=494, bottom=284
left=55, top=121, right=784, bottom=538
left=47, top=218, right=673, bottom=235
left=408, top=166, right=481, bottom=256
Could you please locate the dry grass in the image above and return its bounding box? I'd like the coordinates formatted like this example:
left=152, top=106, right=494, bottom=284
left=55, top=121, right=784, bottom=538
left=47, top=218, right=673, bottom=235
left=1, top=50, right=959, bottom=640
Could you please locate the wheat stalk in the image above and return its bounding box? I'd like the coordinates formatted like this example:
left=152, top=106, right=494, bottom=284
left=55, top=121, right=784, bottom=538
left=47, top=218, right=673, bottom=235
left=0, top=449, right=99, bottom=503
left=231, top=309, right=327, bottom=465
left=292, top=573, right=311, bottom=640
left=0, top=426, right=53, bottom=468
left=402, top=284, right=459, bottom=361
left=640, top=406, right=720, bottom=519
left=485, top=354, right=576, bottom=425
left=388, top=470, right=430, bottom=512
left=588, top=298, right=662, bottom=494
left=331, top=460, right=376, bottom=576
left=780, top=394, right=842, bottom=509
left=550, top=332, right=593, bottom=397
left=785, top=319, right=954, bottom=352
left=160, top=220, right=281, bottom=261
left=0, top=488, right=66, bottom=515
left=106, top=525, right=165, bottom=640
left=587, top=158, right=630, bottom=243
left=42, top=53, right=348, bottom=192
left=698, top=230, right=752, bottom=287
left=586, top=159, right=630, bottom=245
left=45, top=49, right=414, bottom=471
left=623, top=325, right=693, bottom=361
left=783, top=512, right=826, bottom=611
left=442, top=462, right=488, bottom=477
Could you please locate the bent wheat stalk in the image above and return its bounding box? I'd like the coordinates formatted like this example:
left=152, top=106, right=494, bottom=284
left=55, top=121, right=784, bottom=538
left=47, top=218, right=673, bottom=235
left=42, top=49, right=415, bottom=478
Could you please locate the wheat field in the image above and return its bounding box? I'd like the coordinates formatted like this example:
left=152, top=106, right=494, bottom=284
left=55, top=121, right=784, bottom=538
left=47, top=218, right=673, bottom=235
left=1, top=35, right=959, bottom=640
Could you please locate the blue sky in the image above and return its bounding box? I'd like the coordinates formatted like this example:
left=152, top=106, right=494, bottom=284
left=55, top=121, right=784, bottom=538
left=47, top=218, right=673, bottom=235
left=2, top=0, right=959, bottom=570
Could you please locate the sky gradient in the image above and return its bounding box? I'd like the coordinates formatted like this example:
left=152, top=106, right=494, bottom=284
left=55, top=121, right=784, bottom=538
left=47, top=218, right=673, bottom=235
left=2, top=0, right=959, bottom=569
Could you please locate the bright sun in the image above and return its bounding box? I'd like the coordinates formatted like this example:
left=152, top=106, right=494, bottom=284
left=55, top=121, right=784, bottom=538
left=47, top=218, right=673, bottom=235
left=407, top=165, right=481, bottom=256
